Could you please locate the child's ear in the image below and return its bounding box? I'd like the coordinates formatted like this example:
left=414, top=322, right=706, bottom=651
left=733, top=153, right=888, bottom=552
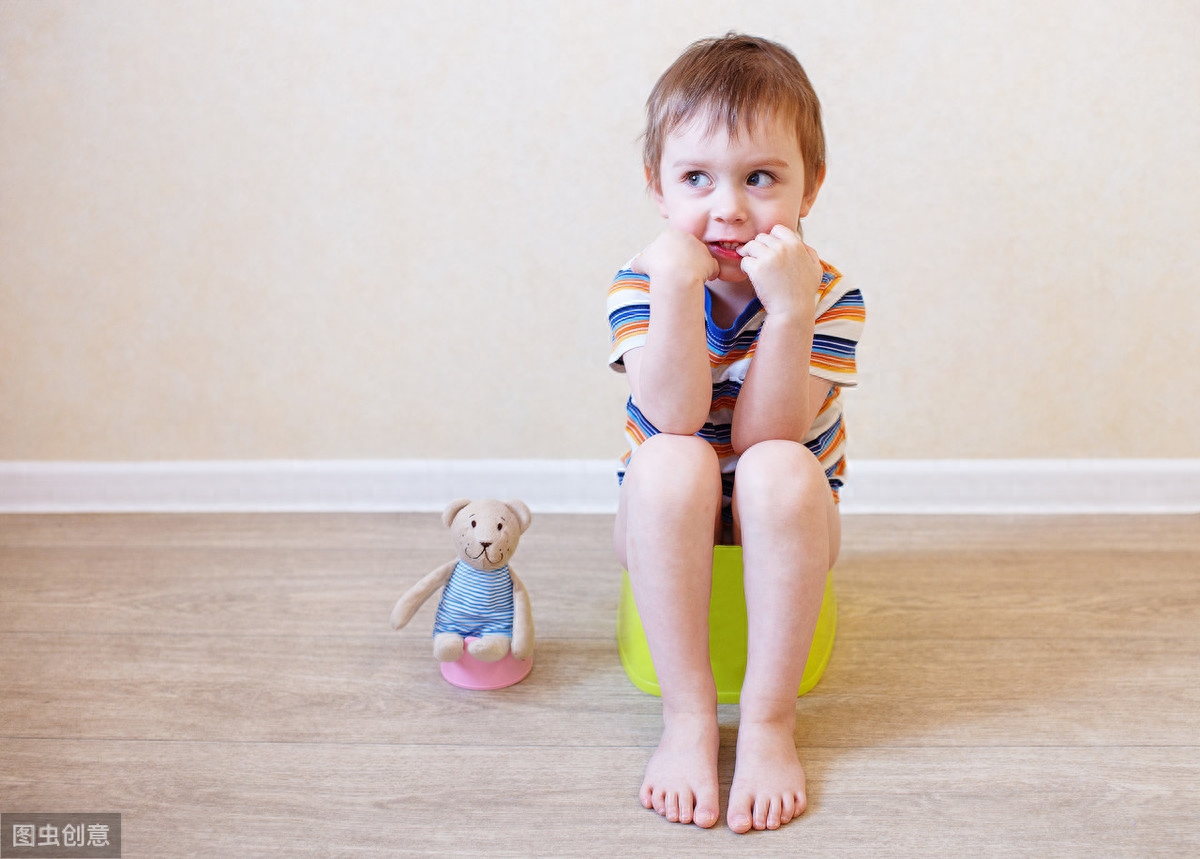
left=799, top=161, right=827, bottom=219
left=645, top=165, right=668, bottom=218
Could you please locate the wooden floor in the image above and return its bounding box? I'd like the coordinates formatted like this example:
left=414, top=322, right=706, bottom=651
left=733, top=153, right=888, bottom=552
left=1, top=513, right=1198, bottom=857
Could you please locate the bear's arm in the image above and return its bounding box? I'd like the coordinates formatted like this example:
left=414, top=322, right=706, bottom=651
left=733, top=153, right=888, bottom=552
left=390, top=559, right=457, bottom=630
left=509, top=567, right=534, bottom=660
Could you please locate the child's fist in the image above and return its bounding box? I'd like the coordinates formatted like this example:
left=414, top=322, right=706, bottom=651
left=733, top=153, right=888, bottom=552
left=631, top=229, right=719, bottom=289
left=738, top=224, right=823, bottom=317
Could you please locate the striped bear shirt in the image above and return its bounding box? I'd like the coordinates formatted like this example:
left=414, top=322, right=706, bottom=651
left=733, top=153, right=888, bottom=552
left=433, top=561, right=515, bottom=638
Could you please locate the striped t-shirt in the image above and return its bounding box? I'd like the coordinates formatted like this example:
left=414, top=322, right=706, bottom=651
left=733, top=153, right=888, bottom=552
left=607, top=260, right=866, bottom=502
left=433, top=561, right=515, bottom=638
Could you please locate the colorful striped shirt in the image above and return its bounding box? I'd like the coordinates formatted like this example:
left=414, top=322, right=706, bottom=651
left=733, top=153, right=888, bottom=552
left=432, top=561, right=515, bottom=638
left=607, top=260, right=866, bottom=502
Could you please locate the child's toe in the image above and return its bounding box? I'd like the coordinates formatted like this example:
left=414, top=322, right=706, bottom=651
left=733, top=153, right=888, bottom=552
left=752, top=795, right=769, bottom=830
left=664, top=790, right=680, bottom=822
left=693, top=790, right=719, bottom=828
left=781, top=792, right=797, bottom=824
left=651, top=788, right=665, bottom=816
left=677, top=790, right=695, bottom=825
left=726, top=790, right=753, bottom=833
left=766, top=796, right=783, bottom=830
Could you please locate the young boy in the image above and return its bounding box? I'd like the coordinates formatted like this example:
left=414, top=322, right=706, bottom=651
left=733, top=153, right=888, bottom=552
left=607, top=34, right=865, bottom=833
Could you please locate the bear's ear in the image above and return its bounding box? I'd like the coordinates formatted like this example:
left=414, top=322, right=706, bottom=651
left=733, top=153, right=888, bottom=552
left=504, top=499, right=532, bottom=534
left=442, top=499, right=471, bottom=529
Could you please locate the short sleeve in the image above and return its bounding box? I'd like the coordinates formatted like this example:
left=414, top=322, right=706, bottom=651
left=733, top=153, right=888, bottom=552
left=607, top=268, right=651, bottom=372
left=810, top=263, right=866, bottom=387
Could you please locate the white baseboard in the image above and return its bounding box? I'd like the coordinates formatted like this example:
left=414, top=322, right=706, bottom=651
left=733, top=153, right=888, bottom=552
left=0, top=460, right=620, bottom=514
left=837, top=459, right=1200, bottom=514
left=1, top=459, right=1198, bottom=514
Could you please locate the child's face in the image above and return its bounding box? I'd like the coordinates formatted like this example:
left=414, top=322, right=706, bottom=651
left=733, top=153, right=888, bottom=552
left=651, top=111, right=821, bottom=286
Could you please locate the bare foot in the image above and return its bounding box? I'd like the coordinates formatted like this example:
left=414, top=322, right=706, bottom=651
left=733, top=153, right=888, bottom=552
left=640, top=712, right=721, bottom=828
left=726, top=718, right=807, bottom=833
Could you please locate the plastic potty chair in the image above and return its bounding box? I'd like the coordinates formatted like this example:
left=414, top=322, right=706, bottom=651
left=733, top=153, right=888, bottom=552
left=439, top=637, right=532, bottom=691
left=617, top=545, right=837, bottom=703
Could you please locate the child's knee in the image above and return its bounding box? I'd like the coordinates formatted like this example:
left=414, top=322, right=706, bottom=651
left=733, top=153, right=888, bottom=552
left=629, top=433, right=721, bottom=496
left=616, top=435, right=722, bottom=567
left=734, top=440, right=828, bottom=514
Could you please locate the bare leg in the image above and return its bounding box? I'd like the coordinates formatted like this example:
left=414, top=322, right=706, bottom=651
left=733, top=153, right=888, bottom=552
left=614, top=434, right=723, bottom=828
left=725, top=440, right=840, bottom=833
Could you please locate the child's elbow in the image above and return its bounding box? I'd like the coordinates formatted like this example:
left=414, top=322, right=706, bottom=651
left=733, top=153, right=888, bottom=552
left=632, top=386, right=709, bottom=437
left=730, top=427, right=753, bottom=457
left=656, top=417, right=708, bottom=437
left=645, top=402, right=709, bottom=437
left=730, top=421, right=804, bottom=456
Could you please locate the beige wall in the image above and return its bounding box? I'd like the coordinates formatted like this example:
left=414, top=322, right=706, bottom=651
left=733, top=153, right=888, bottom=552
left=2, top=0, right=1197, bottom=462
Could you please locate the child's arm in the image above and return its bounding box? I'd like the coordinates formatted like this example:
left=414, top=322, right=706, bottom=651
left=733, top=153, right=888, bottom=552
left=731, top=225, right=830, bottom=452
left=624, top=229, right=719, bottom=435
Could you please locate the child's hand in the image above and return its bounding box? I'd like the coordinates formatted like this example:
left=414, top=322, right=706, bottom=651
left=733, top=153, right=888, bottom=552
left=631, top=229, right=719, bottom=289
left=738, top=225, right=823, bottom=318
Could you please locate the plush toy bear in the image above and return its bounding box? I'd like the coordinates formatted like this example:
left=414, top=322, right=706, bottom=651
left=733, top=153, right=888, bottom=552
left=390, top=498, right=534, bottom=664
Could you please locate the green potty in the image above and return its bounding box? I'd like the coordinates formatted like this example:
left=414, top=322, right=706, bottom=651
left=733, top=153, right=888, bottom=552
left=617, top=545, right=837, bottom=704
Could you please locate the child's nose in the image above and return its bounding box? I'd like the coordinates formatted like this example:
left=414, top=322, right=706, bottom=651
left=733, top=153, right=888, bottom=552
left=711, top=186, right=748, bottom=223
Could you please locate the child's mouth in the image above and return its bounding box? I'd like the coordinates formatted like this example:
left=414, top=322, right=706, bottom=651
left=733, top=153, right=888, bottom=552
left=708, top=241, right=744, bottom=260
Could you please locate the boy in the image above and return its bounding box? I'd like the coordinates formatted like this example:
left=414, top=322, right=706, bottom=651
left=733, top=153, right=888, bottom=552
left=607, top=34, right=865, bottom=832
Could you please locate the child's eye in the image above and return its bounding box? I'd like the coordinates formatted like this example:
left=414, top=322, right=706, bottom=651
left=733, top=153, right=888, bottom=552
left=746, top=171, right=776, bottom=187
left=683, top=171, right=711, bottom=187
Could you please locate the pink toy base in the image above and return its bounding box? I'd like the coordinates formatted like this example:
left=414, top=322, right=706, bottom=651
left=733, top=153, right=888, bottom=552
left=439, top=638, right=532, bottom=690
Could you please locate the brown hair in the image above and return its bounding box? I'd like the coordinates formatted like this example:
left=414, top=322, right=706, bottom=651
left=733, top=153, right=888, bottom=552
left=642, top=33, right=825, bottom=194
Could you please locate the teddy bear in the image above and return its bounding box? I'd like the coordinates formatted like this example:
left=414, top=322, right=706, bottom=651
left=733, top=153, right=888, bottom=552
left=390, top=498, right=534, bottom=664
